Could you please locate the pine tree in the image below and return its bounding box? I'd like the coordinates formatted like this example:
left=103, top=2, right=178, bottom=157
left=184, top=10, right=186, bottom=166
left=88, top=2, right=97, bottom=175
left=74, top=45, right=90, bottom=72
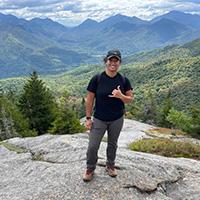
left=18, top=71, right=56, bottom=135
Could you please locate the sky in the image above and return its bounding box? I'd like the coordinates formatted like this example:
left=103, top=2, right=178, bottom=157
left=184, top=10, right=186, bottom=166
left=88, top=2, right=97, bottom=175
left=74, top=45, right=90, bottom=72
left=0, top=0, right=199, bottom=26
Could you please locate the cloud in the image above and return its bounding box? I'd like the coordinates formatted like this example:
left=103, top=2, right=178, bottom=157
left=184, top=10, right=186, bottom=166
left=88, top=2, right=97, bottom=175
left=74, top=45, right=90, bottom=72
left=0, top=0, right=63, bottom=9
left=175, top=0, right=200, bottom=3
left=0, top=0, right=199, bottom=26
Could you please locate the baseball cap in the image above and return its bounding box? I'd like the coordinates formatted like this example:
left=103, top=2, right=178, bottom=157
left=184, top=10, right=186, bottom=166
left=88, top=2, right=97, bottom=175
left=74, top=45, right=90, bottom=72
left=106, top=49, right=121, bottom=61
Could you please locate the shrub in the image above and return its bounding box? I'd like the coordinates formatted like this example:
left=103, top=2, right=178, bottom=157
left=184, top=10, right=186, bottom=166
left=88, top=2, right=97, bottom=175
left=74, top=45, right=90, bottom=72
left=50, top=108, right=85, bottom=135
left=129, top=139, right=200, bottom=160
left=166, top=108, right=192, bottom=133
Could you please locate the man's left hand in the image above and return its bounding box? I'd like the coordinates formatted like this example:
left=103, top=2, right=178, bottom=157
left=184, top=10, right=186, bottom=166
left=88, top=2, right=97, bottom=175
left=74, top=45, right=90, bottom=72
left=108, top=85, right=123, bottom=99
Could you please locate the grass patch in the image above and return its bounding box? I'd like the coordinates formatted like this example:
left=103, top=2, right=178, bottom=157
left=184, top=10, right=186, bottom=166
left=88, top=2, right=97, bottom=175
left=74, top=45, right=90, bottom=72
left=31, top=153, right=45, bottom=161
left=0, top=141, right=28, bottom=153
left=129, top=139, right=200, bottom=160
left=145, top=127, right=187, bottom=137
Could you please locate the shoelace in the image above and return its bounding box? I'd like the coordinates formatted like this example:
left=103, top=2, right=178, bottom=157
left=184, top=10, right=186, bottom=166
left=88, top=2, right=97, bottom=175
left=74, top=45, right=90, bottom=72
left=86, top=169, right=93, bottom=175
left=107, top=166, right=115, bottom=171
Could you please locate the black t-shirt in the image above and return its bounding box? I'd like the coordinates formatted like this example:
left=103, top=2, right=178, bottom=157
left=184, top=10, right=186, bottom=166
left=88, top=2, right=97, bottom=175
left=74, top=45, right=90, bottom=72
left=87, top=71, right=133, bottom=121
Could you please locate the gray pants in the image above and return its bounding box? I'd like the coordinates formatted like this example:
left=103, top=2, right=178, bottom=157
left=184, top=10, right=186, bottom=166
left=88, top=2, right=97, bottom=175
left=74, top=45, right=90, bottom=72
left=86, top=116, right=124, bottom=170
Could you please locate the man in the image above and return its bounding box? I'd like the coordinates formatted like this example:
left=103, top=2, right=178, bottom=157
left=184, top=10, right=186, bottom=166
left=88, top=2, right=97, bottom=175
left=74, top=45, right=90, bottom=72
left=83, top=49, right=133, bottom=182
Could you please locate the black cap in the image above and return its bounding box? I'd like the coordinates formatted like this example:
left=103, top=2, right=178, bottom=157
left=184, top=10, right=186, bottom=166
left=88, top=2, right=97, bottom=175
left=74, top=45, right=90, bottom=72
left=106, top=49, right=121, bottom=61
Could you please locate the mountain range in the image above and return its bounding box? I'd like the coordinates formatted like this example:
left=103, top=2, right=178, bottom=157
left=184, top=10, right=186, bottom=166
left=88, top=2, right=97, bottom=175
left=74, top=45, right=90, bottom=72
left=0, top=10, right=200, bottom=78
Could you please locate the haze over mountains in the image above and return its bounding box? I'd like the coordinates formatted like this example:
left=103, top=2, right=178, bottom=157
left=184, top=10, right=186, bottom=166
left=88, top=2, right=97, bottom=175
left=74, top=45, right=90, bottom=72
left=0, top=10, right=200, bottom=78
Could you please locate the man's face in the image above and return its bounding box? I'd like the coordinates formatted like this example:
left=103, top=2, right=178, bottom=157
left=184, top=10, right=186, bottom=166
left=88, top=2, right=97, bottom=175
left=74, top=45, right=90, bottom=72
left=106, top=57, right=120, bottom=72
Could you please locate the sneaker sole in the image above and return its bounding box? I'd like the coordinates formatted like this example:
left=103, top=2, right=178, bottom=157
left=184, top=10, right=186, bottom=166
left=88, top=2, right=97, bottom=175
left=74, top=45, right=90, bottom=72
left=83, top=178, right=92, bottom=182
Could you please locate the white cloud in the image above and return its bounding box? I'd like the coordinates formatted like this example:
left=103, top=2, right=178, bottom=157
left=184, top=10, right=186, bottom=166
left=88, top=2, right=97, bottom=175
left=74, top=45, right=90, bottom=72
left=0, top=0, right=199, bottom=26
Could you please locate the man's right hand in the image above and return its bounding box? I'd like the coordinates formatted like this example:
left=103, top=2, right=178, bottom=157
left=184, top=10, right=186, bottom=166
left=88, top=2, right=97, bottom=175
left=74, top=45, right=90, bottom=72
left=85, top=119, right=92, bottom=130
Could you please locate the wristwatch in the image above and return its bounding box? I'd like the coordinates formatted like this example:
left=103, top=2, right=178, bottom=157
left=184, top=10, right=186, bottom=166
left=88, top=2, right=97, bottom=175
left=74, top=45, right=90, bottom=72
left=86, top=116, right=91, bottom=120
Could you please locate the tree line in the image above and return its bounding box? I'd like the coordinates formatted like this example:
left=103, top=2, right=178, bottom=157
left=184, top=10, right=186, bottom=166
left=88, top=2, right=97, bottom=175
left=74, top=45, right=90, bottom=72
left=127, top=89, right=200, bottom=137
left=0, top=71, right=85, bottom=140
left=1, top=71, right=199, bottom=141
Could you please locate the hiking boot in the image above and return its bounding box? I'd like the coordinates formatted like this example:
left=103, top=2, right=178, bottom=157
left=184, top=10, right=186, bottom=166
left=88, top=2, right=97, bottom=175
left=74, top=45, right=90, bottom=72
left=106, top=166, right=117, bottom=177
left=83, top=168, right=94, bottom=182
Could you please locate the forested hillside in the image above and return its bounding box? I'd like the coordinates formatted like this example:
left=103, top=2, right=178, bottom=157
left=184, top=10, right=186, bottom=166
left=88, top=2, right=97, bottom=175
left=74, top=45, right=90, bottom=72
left=1, top=38, right=199, bottom=111
left=50, top=38, right=200, bottom=110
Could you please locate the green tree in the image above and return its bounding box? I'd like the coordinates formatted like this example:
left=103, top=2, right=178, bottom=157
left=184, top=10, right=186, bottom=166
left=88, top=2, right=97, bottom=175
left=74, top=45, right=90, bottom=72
left=50, top=107, right=85, bottom=135
left=189, top=104, right=200, bottom=134
left=0, top=95, right=36, bottom=140
left=50, top=91, right=85, bottom=134
left=57, top=92, right=86, bottom=118
left=166, top=108, right=192, bottom=133
left=18, top=71, right=56, bottom=135
left=140, top=89, right=157, bottom=124
left=128, top=103, right=143, bottom=120
left=156, top=89, right=173, bottom=128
